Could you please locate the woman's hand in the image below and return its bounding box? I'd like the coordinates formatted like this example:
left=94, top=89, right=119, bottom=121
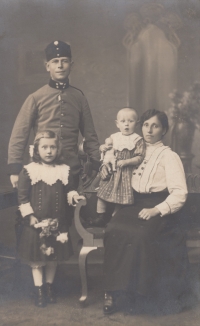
left=117, top=160, right=126, bottom=168
left=30, top=215, right=39, bottom=226
left=138, top=207, right=160, bottom=220
left=100, top=143, right=112, bottom=153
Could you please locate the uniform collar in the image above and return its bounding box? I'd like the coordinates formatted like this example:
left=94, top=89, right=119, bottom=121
left=49, top=78, right=69, bottom=90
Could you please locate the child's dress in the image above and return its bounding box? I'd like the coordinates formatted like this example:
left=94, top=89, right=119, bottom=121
left=97, top=132, right=145, bottom=205
left=18, top=162, right=77, bottom=263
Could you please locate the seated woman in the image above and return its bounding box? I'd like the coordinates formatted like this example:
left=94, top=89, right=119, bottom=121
left=101, top=109, right=189, bottom=315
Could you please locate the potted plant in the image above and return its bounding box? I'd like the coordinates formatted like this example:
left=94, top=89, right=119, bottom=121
left=168, top=82, right=200, bottom=171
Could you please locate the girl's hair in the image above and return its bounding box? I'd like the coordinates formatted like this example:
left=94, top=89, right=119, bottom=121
left=140, top=109, right=169, bottom=133
left=32, top=130, right=64, bottom=164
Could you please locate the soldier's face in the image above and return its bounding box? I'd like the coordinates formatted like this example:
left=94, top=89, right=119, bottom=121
left=46, top=57, right=73, bottom=81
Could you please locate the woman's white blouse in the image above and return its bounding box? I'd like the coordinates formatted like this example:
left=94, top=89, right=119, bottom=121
left=132, top=141, right=188, bottom=216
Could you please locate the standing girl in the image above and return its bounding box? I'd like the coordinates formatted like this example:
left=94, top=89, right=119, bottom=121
left=18, top=130, right=84, bottom=307
left=94, top=108, right=145, bottom=227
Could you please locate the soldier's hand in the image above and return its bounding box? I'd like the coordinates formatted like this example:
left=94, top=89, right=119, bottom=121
left=100, top=164, right=112, bottom=180
left=10, top=175, right=19, bottom=188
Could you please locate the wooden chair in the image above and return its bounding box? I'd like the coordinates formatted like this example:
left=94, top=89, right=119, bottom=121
left=74, top=197, right=105, bottom=304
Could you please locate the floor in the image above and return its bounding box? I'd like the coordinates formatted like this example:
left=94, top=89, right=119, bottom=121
left=0, top=260, right=200, bottom=326
left=1, top=208, right=200, bottom=326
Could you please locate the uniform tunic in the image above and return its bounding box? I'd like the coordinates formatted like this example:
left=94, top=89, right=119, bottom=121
left=104, top=141, right=189, bottom=301
left=18, top=162, right=76, bottom=263
left=8, top=79, right=100, bottom=177
left=98, top=132, right=145, bottom=205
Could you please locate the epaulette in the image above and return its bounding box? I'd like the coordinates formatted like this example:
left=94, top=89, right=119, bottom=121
left=70, top=85, right=84, bottom=96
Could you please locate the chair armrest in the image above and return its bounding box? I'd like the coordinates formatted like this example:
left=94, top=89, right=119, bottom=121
left=74, top=199, right=95, bottom=246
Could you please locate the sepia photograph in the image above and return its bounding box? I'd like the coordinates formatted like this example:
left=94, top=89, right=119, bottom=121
left=0, top=0, right=200, bottom=325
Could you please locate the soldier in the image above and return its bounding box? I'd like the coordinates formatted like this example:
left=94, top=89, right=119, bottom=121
left=8, top=40, right=100, bottom=188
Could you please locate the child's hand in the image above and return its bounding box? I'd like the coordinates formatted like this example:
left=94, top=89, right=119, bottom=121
left=30, top=215, right=39, bottom=226
left=73, top=195, right=86, bottom=204
left=138, top=207, right=160, bottom=220
left=34, top=220, right=49, bottom=229
left=117, top=160, right=126, bottom=168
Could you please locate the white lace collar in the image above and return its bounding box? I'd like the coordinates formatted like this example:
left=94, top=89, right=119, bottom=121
left=24, top=162, right=70, bottom=186
left=111, top=132, right=142, bottom=151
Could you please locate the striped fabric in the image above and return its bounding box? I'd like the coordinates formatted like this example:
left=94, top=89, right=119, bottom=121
left=98, top=148, right=136, bottom=205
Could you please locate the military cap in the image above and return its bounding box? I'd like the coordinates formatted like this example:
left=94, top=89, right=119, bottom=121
left=45, top=40, right=72, bottom=61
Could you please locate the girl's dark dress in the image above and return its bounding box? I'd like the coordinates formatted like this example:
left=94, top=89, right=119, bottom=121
left=18, top=162, right=74, bottom=263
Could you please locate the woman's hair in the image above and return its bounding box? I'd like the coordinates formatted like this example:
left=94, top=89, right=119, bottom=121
left=140, top=109, right=169, bottom=133
left=32, top=130, right=64, bottom=164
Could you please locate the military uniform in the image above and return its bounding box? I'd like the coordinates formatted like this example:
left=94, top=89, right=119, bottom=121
left=8, top=41, right=100, bottom=182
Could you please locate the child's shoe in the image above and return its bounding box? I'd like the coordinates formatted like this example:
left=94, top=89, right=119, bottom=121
left=35, top=285, right=46, bottom=307
left=45, top=282, right=56, bottom=304
left=89, top=213, right=107, bottom=227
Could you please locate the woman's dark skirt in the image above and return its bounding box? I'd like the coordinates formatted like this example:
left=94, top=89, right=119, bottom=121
left=104, top=192, right=189, bottom=300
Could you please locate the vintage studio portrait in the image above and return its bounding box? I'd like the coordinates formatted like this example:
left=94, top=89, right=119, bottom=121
left=0, top=0, right=200, bottom=325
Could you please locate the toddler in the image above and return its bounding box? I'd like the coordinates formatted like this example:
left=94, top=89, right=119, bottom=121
left=94, top=108, right=145, bottom=226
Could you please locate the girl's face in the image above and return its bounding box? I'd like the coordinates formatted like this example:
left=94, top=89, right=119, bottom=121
left=116, top=111, right=137, bottom=135
left=38, top=138, right=58, bottom=163
left=142, top=115, right=166, bottom=144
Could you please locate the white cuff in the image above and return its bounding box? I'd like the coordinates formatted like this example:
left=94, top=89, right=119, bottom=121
left=67, top=191, right=79, bottom=206
left=19, top=202, right=34, bottom=217
left=155, top=201, right=171, bottom=217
